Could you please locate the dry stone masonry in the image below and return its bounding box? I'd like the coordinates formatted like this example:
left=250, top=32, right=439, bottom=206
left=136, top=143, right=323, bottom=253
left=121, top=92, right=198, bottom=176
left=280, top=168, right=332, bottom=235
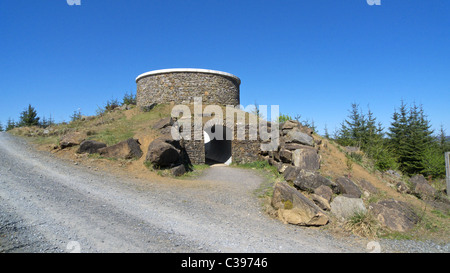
left=136, top=68, right=240, bottom=107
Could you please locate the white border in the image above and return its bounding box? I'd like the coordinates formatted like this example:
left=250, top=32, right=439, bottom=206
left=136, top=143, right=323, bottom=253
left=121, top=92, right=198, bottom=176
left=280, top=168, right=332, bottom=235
left=135, top=68, right=241, bottom=85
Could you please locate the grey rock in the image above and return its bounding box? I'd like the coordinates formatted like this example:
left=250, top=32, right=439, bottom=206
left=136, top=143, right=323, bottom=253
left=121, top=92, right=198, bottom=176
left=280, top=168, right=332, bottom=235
left=293, top=170, right=339, bottom=193
left=280, top=120, right=299, bottom=131
left=410, top=175, right=436, bottom=199
left=370, top=199, right=419, bottom=232
left=146, top=138, right=181, bottom=168
left=283, top=165, right=301, bottom=182
left=314, top=185, right=333, bottom=202
left=284, top=129, right=314, bottom=146
left=171, top=164, right=186, bottom=177
left=140, top=103, right=157, bottom=112
left=330, top=196, right=367, bottom=221
left=152, top=117, right=174, bottom=130
left=98, top=138, right=143, bottom=160
left=76, top=140, right=107, bottom=154
left=283, top=142, right=314, bottom=151
left=335, top=177, right=362, bottom=198
left=292, top=148, right=320, bottom=171
left=279, top=149, right=292, bottom=163
left=60, top=132, right=86, bottom=149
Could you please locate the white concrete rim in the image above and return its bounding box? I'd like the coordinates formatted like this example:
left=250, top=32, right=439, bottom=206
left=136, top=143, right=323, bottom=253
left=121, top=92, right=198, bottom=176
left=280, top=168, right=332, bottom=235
left=135, top=68, right=241, bottom=85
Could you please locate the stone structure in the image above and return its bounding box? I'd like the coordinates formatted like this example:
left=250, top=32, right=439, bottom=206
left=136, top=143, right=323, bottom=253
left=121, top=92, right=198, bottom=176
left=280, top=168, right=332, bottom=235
left=136, top=68, right=241, bottom=107
left=137, top=68, right=262, bottom=165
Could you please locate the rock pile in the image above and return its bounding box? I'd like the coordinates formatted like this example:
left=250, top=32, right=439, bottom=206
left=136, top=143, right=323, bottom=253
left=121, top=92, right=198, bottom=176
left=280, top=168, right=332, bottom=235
left=265, top=120, right=419, bottom=232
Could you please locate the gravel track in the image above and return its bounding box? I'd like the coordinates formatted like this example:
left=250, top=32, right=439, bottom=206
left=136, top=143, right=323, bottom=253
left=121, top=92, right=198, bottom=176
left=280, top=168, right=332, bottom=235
left=0, top=132, right=446, bottom=253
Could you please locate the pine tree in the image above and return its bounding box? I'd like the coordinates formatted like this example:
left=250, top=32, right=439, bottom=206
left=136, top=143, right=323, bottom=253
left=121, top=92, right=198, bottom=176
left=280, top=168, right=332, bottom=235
left=336, top=103, right=366, bottom=147
left=19, top=104, right=40, bottom=127
left=0, top=121, right=3, bottom=132
left=6, top=118, right=16, bottom=131
left=324, top=124, right=330, bottom=139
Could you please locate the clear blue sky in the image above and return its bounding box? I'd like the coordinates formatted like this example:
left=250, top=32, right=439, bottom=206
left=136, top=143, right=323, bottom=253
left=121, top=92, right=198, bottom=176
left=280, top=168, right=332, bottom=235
left=1, top=0, right=449, bottom=135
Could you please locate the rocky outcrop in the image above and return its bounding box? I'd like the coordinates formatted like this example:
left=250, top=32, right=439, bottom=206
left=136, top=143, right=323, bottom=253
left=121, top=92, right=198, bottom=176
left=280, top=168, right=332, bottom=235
left=98, top=138, right=143, bottom=160
left=272, top=182, right=329, bottom=226
left=369, top=199, right=419, bottom=232
left=76, top=140, right=107, bottom=154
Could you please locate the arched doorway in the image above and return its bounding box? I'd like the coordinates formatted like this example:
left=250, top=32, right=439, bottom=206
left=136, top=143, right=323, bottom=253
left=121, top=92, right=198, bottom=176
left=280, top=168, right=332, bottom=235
left=204, top=125, right=232, bottom=165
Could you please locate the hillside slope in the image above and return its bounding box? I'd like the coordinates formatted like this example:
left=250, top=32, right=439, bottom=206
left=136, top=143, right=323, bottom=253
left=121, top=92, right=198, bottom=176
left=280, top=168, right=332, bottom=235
left=8, top=104, right=450, bottom=243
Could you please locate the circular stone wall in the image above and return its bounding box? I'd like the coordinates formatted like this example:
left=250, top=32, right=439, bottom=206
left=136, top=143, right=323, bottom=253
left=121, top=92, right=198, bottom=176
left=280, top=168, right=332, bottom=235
left=136, top=68, right=241, bottom=107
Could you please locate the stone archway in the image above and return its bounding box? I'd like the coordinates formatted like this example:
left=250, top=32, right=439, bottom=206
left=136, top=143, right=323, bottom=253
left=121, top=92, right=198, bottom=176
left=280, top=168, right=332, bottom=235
left=203, top=124, right=232, bottom=165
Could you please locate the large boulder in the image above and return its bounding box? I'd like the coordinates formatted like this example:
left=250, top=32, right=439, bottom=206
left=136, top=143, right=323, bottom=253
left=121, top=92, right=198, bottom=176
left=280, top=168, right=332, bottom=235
left=60, top=132, right=86, bottom=149
left=76, top=140, right=107, bottom=154
left=146, top=137, right=181, bottom=168
left=369, top=199, right=419, bottom=232
left=152, top=117, right=174, bottom=130
left=330, top=196, right=367, bottom=221
left=284, top=128, right=314, bottom=147
left=292, top=148, right=320, bottom=171
left=293, top=170, right=339, bottom=193
left=335, top=177, right=362, bottom=198
left=272, top=181, right=329, bottom=226
left=98, top=138, right=143, bottom=160
left=410, top=175, right=437, bottom=199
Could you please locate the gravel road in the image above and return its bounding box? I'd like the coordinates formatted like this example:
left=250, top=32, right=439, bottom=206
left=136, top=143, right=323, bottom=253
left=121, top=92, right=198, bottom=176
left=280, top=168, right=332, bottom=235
left=0, top=132, right=447, bottom=253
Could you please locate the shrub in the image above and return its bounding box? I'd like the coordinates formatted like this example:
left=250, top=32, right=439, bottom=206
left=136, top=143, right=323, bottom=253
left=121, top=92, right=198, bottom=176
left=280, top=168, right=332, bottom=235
left=122, top=91, right=137, bottom=106
left=105, top=98, right=120, bottom=112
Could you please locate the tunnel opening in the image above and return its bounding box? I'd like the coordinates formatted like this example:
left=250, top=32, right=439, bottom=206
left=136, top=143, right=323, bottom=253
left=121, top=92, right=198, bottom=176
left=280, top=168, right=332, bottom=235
left=204, top=125, right=232, bottom=165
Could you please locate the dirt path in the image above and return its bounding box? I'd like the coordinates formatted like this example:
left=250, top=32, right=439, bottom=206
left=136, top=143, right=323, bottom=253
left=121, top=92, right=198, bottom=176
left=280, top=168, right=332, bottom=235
left=0, top=132, right=369, bottom=253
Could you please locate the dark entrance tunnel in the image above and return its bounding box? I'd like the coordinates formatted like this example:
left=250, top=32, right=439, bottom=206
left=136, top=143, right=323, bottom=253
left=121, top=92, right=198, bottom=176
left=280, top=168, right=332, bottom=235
left=204, top=125, right=232, bottom=165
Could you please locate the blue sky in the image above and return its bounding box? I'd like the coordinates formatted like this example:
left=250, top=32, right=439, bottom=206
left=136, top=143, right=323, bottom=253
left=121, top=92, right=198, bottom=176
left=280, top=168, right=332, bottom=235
left=0, top=0, right=449, bottom=135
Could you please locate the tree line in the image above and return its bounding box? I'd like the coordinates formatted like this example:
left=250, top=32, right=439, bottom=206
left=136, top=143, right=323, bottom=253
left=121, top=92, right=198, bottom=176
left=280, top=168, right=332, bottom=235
left=0, top=104, right=55, bottom=132
left=333, top=101, right=449, bottom=179
left=0, top=91, right=137, bottom=132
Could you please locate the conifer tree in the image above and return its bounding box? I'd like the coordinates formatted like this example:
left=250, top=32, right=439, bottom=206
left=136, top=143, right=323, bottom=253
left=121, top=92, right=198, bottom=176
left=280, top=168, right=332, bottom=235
left=6, top=118, right=16, bottom=131
left=19, top=104, right=40, bottom=127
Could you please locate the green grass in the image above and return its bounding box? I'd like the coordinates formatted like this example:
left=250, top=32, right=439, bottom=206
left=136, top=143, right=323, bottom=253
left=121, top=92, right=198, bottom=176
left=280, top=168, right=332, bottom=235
left=177, top=164, right=210, bottom=179
left=93, top=127, right=134, bottom=146
left=88, top=153, right=118, bottom=161
left=366, top=190, right=388, bottom=205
